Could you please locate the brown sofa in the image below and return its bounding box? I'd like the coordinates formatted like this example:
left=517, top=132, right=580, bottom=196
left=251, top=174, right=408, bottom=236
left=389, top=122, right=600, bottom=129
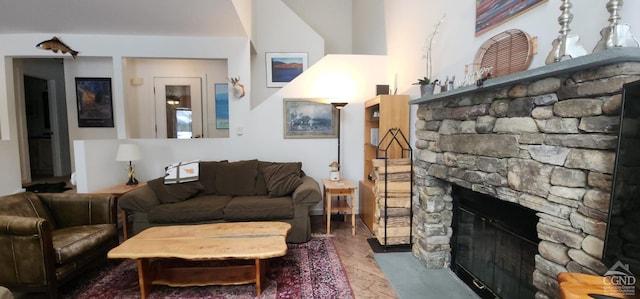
left=118, top=159, right=322, bottom=243
left=0, top=192, right=118, bottom=298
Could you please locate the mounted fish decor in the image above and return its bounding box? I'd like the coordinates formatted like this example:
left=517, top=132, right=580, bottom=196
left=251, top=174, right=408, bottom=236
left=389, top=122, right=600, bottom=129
left=36, top=36, right=79, bottom=58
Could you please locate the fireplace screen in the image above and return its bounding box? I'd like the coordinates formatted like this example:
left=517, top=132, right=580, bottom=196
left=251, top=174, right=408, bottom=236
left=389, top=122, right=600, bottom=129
left=452, top=186, right=539, bottom=298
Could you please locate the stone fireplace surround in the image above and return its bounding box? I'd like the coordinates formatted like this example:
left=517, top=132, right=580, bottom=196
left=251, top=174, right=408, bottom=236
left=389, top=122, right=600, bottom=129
left=410, top=48, right=640, bottom=299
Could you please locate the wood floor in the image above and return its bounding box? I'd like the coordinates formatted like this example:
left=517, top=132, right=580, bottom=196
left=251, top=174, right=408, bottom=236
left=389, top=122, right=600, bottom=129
left=310, top=215, right=398, bottom=298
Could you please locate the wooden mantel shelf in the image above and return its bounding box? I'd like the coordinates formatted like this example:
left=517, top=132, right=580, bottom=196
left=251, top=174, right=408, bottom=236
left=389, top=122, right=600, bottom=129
left=410, top=48, right=640, bottom=105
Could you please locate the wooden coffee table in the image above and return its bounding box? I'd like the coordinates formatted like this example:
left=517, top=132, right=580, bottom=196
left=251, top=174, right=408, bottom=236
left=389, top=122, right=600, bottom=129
left=107, top=222, right=291, bottom=298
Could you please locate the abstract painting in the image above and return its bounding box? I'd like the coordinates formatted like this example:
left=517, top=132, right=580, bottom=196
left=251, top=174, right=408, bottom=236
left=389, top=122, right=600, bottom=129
left=214, top=83, right=229, bottom=129
left=476, top=0, right=546, bottom=36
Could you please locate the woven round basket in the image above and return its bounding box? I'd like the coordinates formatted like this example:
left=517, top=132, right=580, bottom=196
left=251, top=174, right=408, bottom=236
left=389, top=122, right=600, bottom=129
left=473, top=29, right=534, bottom=78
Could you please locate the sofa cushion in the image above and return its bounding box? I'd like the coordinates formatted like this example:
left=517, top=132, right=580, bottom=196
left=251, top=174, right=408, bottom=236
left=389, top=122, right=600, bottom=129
left=147, top=177, right=204, bottom=204
left=215, top=160, right=259, bottom=196
left=199, top=160, right=227, bottom=194
left=254, top=161, right=276, bottom=195
left=148, top=195, right=233, bottom=223
left=223, top=195, right=294, bottom=221
left=51, top=224, right=116, bottom=264
left=262, top=162, right=303, bottom=197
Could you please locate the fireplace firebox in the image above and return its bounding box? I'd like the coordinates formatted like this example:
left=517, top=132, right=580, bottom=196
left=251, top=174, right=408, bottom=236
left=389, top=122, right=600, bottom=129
left=452, top=186, right=539, bottom=298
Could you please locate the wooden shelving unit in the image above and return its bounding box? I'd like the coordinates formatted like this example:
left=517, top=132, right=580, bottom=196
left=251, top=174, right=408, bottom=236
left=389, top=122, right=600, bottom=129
left=359, top=95, right=410, bottom=244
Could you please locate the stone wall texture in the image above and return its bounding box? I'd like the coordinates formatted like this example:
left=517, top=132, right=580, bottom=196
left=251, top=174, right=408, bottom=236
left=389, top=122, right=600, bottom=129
left=413, top=62, right=640, bottom=299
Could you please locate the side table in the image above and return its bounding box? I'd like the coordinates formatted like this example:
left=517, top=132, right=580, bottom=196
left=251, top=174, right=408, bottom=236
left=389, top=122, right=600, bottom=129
left=95, top=182, right=147, bottom=241
left=322, top=178, right=357, bottom=236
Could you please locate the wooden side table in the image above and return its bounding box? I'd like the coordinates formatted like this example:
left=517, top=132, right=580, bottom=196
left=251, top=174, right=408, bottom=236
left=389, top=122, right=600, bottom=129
left=322, top=178, right=357, bottom=236
left=96, top=182, right=147, bottom=241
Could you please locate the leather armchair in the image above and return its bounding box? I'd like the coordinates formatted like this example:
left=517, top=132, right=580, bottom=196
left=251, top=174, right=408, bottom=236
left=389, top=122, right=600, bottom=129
left=0, top=192, right=118, bottom=298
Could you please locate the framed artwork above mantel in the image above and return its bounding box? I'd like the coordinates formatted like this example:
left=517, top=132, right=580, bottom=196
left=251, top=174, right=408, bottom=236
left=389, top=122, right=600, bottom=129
left=475, top=0, right=547, bottom=36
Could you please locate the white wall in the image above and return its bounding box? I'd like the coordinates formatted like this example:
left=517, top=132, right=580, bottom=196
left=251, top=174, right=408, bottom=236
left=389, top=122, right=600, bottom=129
left=0, top=58, right=23, bottom=194
left=63, top=57, right=117, bottom=171
left=283, top=0, right=353, bottom=54
left=75, top=54, right=388, bottom=215
left=250, top=0, right=325, bottom=109
left=352, top=0, right=386, bottom=55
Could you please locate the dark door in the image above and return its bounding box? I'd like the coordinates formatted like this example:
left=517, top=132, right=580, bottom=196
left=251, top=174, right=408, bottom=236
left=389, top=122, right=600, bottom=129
left=24, top=75, right=54, bottom=178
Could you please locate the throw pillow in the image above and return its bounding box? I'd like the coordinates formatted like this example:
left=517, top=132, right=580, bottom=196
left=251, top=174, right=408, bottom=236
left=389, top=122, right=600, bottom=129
left=164, top=160, right=199, bottom=184
left=147, top=177, right=204, bottom=204
left=255, top=161, right=276, bottom=195
left=262, top=162, right=303, bottom=197
left=214, top=159, right=259, bottom=196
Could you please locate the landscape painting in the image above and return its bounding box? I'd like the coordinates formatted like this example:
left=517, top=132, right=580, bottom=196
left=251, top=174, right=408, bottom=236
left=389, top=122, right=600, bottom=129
left=267, top=52, right=308, bottom=88
left=475, top=0, right=546, bottom=36
left=283, top=98, right=337, bottom=138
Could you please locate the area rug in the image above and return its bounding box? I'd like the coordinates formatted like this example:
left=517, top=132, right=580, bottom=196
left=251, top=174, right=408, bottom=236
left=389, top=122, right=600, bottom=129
left=25, top=182, right=71, bottom=193
left=60, top=236, right=354, bottom=299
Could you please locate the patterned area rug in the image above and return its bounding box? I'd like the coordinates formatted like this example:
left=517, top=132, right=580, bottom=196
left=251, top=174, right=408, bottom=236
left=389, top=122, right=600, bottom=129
left=60, top=236, right=353, bottom=299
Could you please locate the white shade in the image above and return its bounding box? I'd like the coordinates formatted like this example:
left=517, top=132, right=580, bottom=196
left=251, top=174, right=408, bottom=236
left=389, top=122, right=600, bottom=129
left=115, top=144, right=142, bottom=161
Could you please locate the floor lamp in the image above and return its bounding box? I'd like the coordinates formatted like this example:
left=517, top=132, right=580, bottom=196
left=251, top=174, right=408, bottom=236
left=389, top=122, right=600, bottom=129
left=331, top=102, right=348, bottom=172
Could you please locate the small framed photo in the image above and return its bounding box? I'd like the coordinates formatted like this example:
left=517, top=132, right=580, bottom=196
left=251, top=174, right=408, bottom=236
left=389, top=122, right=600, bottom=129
left=75, top=77, right=113, bottom=127
left=266, top=52, right=308, bottom=88
left=283, top=98, right=337, bottom=139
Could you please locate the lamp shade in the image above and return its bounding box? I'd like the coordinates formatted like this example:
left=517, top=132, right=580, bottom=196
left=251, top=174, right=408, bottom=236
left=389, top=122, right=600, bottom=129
left=331, top=102, right=348, bottom=109
left=115, top=144, right=142, bottom=162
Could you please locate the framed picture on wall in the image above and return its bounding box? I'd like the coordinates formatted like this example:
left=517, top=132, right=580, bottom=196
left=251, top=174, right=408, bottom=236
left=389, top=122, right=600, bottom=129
left=214, top=83, right=229, bottom=129
left=283, top=98, right=337, bottom=139
left=266, top=52, right=308, bottom=88
left=475, top=0, right=546, bottom=36
left=75, top=77, right=114, bottom=127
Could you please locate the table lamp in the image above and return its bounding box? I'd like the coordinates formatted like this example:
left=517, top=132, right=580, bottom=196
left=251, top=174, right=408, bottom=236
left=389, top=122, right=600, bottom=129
left=329, top=161, right=340, bottom=181
left=116, top=143, right=142, bottom=185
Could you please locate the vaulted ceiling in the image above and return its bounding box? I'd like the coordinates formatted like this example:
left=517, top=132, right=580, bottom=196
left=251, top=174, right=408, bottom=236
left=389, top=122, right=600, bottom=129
left=0, top=0, right=246, bottom=37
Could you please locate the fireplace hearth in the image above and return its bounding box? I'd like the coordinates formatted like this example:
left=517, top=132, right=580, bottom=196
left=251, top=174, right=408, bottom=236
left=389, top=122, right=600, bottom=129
left=410, top=48, right=640, bottom=299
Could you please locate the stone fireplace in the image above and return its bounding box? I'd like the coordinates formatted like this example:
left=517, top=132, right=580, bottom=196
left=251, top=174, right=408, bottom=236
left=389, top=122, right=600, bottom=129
left=410, top=48, right=640, bottom=298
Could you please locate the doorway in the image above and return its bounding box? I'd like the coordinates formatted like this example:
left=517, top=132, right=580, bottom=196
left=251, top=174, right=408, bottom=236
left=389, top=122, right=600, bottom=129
left=24, top=76, right=53, bottom=178
left=15, top=58, right=71, bottom=184
left=153, top=77, right=203, bottom=138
